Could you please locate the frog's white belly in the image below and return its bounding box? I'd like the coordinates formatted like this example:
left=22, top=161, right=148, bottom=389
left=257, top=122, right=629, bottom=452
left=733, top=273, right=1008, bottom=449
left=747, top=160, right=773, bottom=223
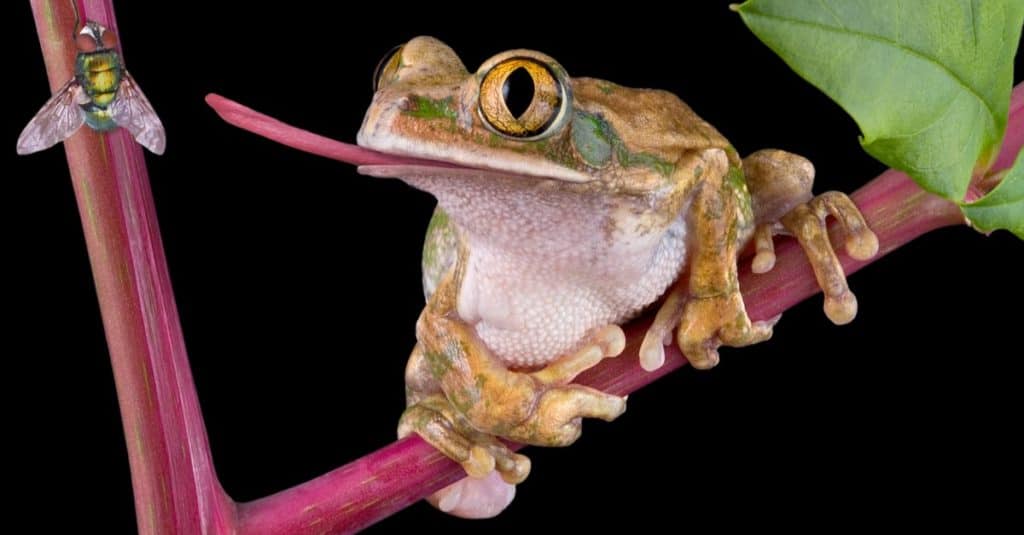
left=458, top=213, right=687, bottom=369
left=393, top=168, right=689, bottom=369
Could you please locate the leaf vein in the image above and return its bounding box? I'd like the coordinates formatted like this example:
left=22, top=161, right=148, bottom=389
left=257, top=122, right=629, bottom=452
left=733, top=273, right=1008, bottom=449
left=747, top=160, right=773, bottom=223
left=815, top=0, right=845, bottom=29
left=879, top=91, right=960, bottom=141
left=968, top=0, right=979, bottom=51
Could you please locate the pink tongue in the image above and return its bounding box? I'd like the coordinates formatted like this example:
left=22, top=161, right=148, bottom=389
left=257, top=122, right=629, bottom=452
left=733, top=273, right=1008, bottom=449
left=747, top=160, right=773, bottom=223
left=205, top=93, right=452, bottom=168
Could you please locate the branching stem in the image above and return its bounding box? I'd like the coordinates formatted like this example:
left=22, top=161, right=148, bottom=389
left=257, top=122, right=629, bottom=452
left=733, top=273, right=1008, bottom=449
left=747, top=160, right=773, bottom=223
left=26, top=1, right=1023, bottom=532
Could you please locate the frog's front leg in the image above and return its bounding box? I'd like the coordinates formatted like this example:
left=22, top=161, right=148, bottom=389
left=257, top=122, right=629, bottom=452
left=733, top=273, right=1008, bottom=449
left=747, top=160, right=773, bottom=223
left=743, top=149, right=879, bottom=324
left=641, top=148, right=776, bottom=370
left=406, top=306, right=627, bottom=446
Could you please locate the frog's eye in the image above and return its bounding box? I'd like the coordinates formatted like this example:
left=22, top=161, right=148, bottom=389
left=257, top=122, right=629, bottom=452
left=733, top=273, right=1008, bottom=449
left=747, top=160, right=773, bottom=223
left=479, top=57, right=567, bottom=139
left=373, top=45, right=404, bottom=92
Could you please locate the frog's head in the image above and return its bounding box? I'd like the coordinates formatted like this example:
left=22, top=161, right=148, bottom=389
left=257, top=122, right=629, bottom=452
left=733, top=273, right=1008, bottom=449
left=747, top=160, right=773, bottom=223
left=358, top=36, right=584, bottom=182
left=357, top=36, right=724, bottom=197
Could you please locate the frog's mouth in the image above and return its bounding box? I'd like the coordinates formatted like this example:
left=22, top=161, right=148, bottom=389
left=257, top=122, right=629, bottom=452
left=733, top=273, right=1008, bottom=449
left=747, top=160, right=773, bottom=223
left=206, top=94, right=565, bottom=184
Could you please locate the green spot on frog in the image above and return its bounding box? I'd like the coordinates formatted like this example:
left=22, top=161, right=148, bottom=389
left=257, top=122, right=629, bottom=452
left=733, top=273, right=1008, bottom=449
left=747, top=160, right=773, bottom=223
left=450, top=389, right=475, bottom=414
left=571, top=111, right=675, bottom=176
left=617, top=147, right=676, bottom=177
left=572, top=112, right=613, bottom=167
left=424, top=348, right=453, bottom=379
left=422, top=208, right=457, bottom=294
left=725, top=165, right=753, bottom=222
left=536, top=139, right=579, bottom=168
left=726, top=165, right=745, bottom=189
left=425, top=208, right=450, bottom=236
left=404, top=95, right=457, bottom=121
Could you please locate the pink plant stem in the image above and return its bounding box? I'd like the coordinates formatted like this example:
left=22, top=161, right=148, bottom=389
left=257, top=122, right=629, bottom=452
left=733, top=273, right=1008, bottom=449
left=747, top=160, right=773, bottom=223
left=27, top=1, right=234, bottom=533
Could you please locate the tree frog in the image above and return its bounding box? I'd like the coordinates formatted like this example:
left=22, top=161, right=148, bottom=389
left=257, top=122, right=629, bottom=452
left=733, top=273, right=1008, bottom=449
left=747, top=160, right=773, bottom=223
left=357, top=37, right=878, bottom=517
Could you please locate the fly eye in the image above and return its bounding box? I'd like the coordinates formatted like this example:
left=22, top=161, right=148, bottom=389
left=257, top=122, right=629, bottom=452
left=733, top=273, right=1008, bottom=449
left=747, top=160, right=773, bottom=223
left=373, top=44, right=404, bottom=92
left=100, top=29, right=117, bottom=50
left=75, top=33, right=97, bottom=52
left=479, top=58, right=566, bottom=139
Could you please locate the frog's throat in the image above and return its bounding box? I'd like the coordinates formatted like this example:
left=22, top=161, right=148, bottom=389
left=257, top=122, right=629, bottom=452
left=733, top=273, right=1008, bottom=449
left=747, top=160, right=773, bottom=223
left=358, top=164, right=611, bottom=253
left=357, top=163, right=669, bottom=279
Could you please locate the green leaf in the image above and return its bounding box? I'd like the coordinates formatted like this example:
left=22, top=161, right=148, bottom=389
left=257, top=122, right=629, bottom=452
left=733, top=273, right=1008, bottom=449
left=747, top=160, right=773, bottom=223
left=735, top=0, right=1024, bottom=201
left=963, top=149, right=1024, bottom=238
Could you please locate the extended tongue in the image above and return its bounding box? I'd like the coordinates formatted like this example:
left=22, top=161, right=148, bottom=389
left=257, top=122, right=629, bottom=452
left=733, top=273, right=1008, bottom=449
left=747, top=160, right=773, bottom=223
left=205, top=93, right=455, bottom=168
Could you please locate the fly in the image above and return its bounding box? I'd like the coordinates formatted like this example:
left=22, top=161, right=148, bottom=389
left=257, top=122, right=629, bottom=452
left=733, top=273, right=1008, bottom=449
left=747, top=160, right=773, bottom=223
left=17, top=20, right=165, bottom=155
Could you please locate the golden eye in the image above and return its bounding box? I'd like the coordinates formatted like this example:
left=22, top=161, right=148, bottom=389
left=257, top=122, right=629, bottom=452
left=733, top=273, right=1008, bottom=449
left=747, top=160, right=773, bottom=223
left=373, top=44, right=404, bottom=92
left=479, top=58, right=565, bottom=138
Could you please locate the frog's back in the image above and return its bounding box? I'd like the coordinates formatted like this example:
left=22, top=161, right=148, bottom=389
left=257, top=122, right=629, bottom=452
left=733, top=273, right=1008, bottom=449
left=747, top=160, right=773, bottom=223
left=572, top=78, right=731, bottom=161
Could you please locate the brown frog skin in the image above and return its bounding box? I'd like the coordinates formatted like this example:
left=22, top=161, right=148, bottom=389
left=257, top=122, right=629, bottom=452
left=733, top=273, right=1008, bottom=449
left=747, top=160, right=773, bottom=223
left=356, top=36, right=878, bottom=518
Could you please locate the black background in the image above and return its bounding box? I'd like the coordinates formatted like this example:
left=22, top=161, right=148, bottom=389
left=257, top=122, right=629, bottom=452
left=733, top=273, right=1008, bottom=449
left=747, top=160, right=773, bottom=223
left=6, top=2, right=1023, bottom=532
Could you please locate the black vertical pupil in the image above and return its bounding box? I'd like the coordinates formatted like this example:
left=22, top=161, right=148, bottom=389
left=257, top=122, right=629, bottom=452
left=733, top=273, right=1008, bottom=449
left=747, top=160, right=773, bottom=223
left=502, top=67, right=535, bottom=119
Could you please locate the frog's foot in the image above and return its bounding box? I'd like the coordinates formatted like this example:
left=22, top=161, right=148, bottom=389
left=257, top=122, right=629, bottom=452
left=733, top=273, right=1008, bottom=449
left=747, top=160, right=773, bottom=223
left=641, top=288, right=776, bottom=371
left=750, top=223, right=781, bottom=274
left=399, top=396, right=529, bottom=519
left=401, top=395, right=520, bottom=516
left=674, top=290, right=777, bottom=370
left=428, top=470, right=516, bottom=519
left=639, top=290, right=686, bottom=371
left=532, top=325, right=626, bottom=384
left=509, top=382, right=627, bottom=446
left=776, top=191, right=879, bottom=325
left=503, top=325, right=628, bottom=445
left=399, top=396, right=531, bottom=484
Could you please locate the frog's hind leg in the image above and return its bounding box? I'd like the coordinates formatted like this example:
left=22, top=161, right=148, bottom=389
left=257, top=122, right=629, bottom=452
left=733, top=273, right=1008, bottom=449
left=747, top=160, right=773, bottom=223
left=743, top=149, right=816, bottom=273
left=401, top=396, right=523, bottom=518
left=399, top=323, right=626, bottom=518
left=743, top=149, right=879, bottom=325
left=400, top=343, right=531, bottom=484
left=399, top=343, right=529, bottom=519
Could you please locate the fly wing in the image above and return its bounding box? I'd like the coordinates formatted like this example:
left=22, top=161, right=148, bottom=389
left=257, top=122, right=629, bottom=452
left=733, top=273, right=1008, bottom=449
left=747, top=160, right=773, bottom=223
left=110, top=71, right=166, bottom=155
left=16, top=80, right=86, bottom=155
